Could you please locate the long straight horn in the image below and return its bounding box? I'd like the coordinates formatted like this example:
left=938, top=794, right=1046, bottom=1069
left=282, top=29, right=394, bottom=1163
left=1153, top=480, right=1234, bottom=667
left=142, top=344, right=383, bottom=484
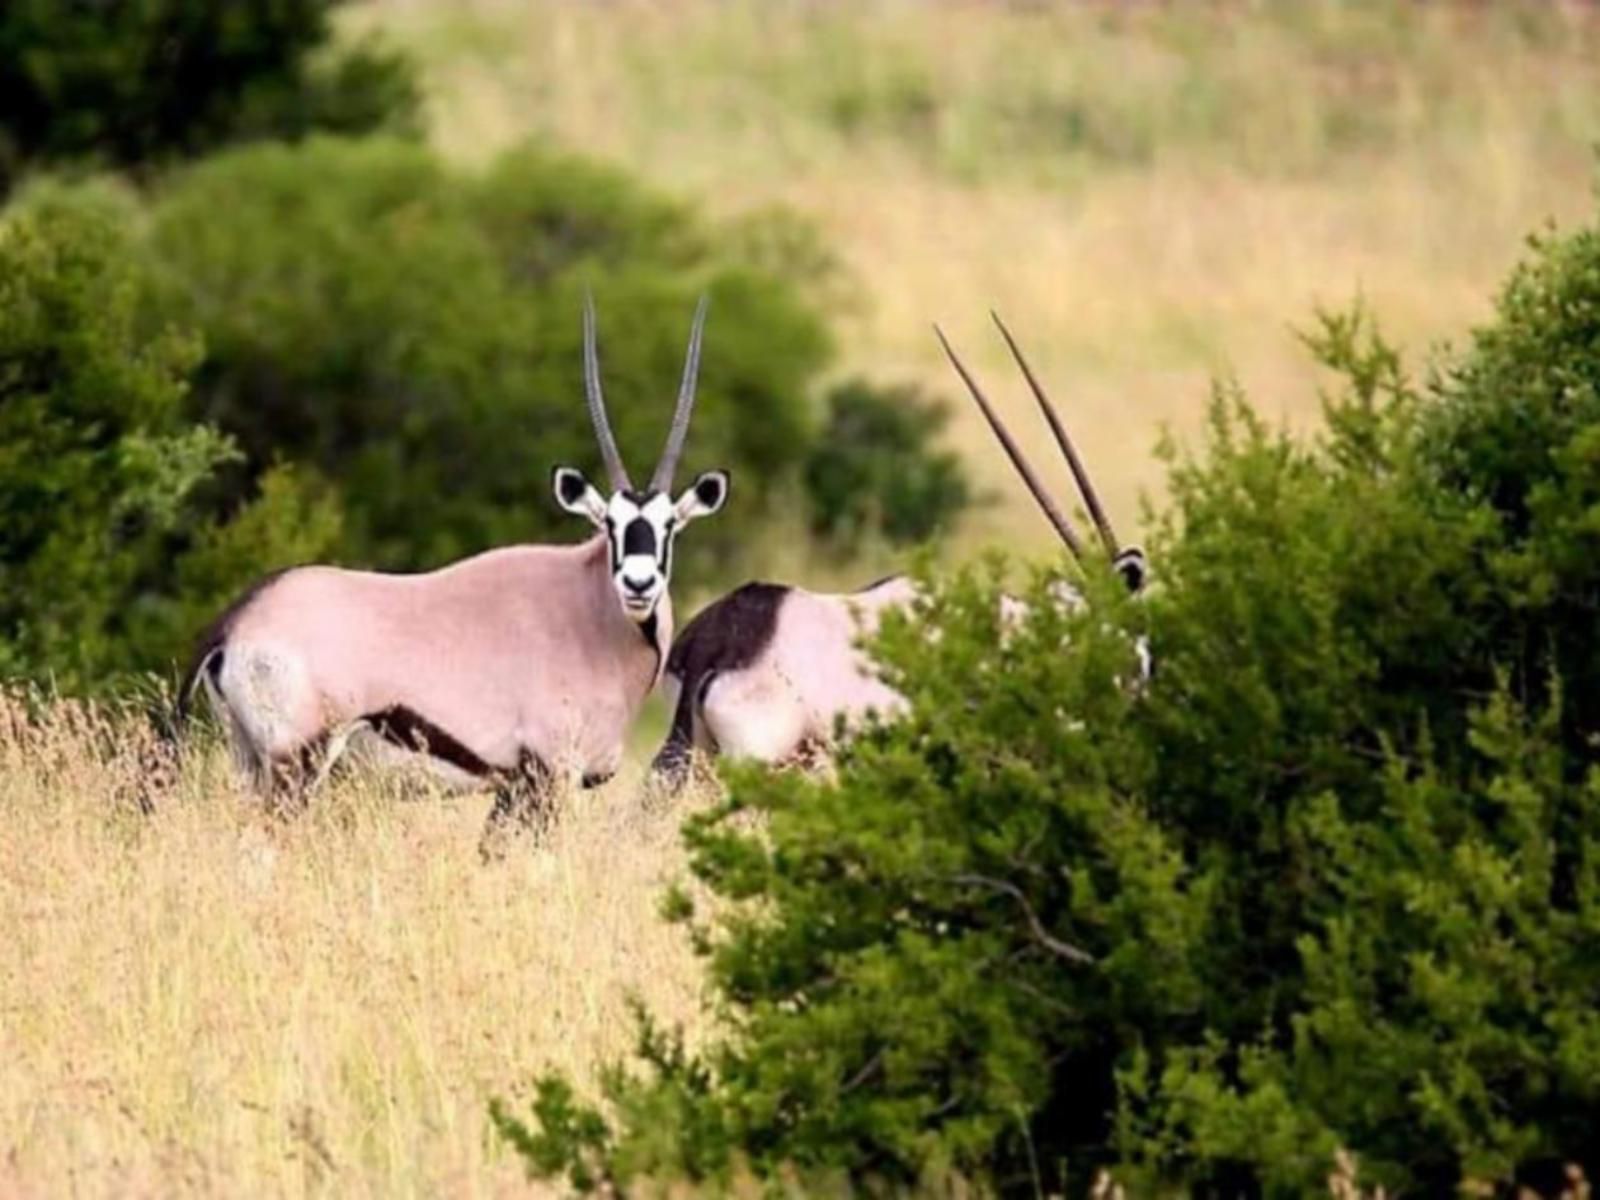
left=990, top=311, right=1119, bottom=559
left=934, top=324, right=1086, bottom=562
left=651, top=294, right=710, bottom=493
left=584, top=291, right=632, bottom=492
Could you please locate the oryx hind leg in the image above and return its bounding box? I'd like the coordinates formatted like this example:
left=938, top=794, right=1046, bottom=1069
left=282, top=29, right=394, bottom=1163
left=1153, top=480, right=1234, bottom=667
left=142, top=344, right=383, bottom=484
left=195, top=647, right=267, bottom=788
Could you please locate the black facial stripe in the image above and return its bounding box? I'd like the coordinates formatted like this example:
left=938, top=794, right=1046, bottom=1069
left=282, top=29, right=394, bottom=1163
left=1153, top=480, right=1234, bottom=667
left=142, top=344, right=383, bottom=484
left=604, top=516, right=619, bottom=572
left=623, top=516, right=657, bottom=559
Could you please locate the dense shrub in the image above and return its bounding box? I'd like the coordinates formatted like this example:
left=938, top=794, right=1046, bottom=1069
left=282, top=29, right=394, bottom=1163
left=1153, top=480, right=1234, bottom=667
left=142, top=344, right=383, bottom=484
left=0, top=187, right=340, bottom=689
left=496, top=223, right=1600, bottom=1193
left=146, top=138, right=842, bottom=578
left=1422, top=222, right=1600, bottom=757
left=0, top=0, right=417, bottom=193
left=803, top=378, right=971, bottom=552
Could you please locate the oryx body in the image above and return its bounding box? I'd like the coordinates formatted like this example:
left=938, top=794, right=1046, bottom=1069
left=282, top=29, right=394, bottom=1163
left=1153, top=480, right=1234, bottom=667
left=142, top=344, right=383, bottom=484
left=650, top=314, right=1146, bottom=787
left=653, top=575, right=916, bottom=778
left=191, top=538, right=663, bottom=790
left=183, top=296, right=729, bottom=847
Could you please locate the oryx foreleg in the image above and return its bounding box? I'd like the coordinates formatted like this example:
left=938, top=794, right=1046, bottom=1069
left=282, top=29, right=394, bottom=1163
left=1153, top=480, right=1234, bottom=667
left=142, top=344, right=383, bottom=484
left=478, top=750, right=557, bottom=862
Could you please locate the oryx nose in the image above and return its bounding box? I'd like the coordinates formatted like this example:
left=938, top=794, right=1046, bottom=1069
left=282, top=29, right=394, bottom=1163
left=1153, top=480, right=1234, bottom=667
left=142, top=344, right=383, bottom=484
left=622, top=574, right=654, bottom=596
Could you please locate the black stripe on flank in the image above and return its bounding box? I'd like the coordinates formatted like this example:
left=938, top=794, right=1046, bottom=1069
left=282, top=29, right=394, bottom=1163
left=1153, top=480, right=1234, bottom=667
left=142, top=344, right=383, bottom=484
left=365, top=706, right=493, bottom=776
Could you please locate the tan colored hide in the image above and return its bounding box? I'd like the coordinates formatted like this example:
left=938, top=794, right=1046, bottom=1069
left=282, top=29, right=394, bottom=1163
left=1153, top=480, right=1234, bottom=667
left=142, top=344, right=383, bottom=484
left=214, top=535, right=664, bottom=784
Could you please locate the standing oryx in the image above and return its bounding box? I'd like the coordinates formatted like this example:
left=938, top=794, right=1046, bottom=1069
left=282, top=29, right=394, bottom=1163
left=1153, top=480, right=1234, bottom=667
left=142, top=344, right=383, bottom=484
left=180, top=295, right=730, bottom=850
left=649, top=313, right=1145, bottom=789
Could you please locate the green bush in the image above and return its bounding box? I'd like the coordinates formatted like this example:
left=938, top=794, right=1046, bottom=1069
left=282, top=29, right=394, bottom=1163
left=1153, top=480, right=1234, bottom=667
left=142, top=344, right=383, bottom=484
left=496, top=225, right=1600, bottom=1193
left=145, top=137, right=894, bottom=580
left=0, top=0, right=417, bottom=193
left=1422, top=222, right=1600, bottom=755
left=803, top=378, right=971, bottom=553
left=0, top=187, right=341, bottom=689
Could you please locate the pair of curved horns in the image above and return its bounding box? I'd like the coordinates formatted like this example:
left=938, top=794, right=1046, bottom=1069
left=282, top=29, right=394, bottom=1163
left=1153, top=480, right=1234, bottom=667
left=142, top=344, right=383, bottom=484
left=583, top=292, right=709, bottom=494
left=934, top=313, right=1120, bottom=564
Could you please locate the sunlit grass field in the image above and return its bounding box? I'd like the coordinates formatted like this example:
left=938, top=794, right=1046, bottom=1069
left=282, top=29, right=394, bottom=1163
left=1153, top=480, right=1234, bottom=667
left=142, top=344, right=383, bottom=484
left=354, top=0, right=1600, bottom=561
left=8, top=3, right=1600, bottom=1195
left=0, top=692, right=708, bottom=1196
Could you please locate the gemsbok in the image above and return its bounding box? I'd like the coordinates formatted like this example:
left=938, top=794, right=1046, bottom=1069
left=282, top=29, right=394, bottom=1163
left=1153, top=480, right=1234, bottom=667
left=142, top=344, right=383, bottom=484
left=181, top=295, right=730, bottom=852
left=649, top=312, right=1146, bottom=789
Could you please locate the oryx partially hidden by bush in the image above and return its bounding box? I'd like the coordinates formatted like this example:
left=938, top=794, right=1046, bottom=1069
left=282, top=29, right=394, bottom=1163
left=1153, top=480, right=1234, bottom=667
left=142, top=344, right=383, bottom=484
left=649, top=313, right=1145, bottom=789
left=181, top=295, right=729, bottom=851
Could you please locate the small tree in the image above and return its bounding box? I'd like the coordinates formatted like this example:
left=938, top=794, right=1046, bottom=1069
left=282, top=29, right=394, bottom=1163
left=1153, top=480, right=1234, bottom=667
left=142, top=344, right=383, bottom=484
left=0, top=0, right=417, bottom=193
left=146, top=138, right=967, bottom=582
left=0, top=186, right=343, bottom=689
left=803, top=378, right=971, bottom=552
left=0, top=188, right=221, bottom=687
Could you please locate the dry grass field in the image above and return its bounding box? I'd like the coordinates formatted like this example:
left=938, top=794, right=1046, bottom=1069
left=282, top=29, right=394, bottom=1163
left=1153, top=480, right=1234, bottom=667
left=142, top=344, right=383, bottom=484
left=7, top=3, right=1600, bottom=1196
left=0, top=693, right=707, bottom=1197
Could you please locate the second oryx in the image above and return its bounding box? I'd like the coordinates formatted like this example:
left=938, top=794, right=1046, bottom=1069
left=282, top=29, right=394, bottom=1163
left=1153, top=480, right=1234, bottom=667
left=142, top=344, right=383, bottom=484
left=180, top=295, right=730, bottom=849
left=649, top=313, right=1146, bottom=789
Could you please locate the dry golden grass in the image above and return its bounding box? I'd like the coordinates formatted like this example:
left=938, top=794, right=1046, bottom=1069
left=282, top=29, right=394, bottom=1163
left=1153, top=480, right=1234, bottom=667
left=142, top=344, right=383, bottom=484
left=0, top=690, right=708, bottom=1196
left=351, top=0, right=1600, bottom=561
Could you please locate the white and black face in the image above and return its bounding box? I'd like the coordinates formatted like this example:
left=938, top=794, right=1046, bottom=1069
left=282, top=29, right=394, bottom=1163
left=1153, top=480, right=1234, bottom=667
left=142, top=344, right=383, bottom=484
left=553, top=467, right=730, bottom=623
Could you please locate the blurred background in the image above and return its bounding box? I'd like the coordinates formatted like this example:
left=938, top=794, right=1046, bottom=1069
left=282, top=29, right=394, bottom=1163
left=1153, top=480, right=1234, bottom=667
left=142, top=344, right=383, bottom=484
left=3, top=0, right=1599, bottom=692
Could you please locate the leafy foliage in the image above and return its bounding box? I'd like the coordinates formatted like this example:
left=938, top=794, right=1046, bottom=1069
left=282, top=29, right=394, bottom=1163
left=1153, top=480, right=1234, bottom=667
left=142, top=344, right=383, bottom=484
left=803, top=378, right=971, bottom=553
left=497, top=222, right=1600, bottom=1194
left=147, top=137, right=840, bottom=578
left=0, top=187, right=342, bottom=689
left=0, top=0, right=417, bottom=193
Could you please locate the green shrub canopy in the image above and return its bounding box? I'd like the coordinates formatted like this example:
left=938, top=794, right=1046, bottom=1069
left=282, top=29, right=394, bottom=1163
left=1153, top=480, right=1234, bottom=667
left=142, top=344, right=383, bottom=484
left=146, top=137, right=835, bottom=578
left=0, top=188, right=342, bottom=690
left=498, top=215, right=1600, bottom=1195
left=0, top=0, right=417, bottom=192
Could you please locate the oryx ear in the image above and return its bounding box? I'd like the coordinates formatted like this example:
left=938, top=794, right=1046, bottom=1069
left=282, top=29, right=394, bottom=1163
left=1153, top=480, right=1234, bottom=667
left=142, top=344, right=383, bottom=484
left=674, top=469, right=729, bottom=524
left=552, top=466, right=608, bottom=525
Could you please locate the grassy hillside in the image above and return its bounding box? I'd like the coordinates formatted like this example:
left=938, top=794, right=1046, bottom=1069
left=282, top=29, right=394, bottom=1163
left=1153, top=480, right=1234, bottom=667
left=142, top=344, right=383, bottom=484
left=350, top=0, right=1600, bottom=563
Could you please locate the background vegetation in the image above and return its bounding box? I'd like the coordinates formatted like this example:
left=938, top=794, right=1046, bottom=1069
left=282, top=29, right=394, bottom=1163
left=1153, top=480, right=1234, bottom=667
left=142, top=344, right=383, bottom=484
left=0, top=0, right=419, bottom=191
left=0, top=2, right=969, bottom=690
left=357, top=0, right=1600, bottom=548
left=4, top=1, right=1600, bottom=1195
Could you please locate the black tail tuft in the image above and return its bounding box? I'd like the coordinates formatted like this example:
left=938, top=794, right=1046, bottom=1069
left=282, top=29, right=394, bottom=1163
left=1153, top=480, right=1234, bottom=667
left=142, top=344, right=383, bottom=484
left=176, top=644, right=224, bottom=725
